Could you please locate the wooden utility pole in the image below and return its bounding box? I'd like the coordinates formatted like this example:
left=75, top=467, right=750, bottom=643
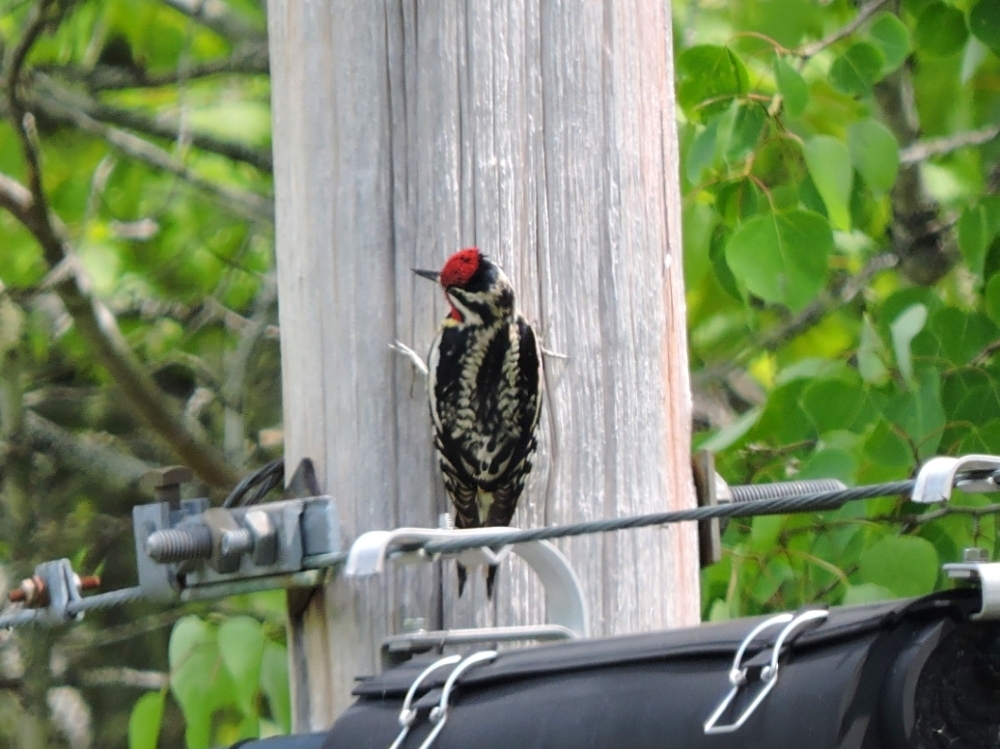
left=268, top=0, right=699, bottom=730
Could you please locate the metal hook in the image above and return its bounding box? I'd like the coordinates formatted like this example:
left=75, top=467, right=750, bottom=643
left=416, top=650, right=498, bottom=749
left=387, top=654, right=463, bottom=749
left=704, top=609, right=827, bottom=735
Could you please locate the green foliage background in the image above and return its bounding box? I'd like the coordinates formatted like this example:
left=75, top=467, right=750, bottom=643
left=0, top=0, right=998, bottom=747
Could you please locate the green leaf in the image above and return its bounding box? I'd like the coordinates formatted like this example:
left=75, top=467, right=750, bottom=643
left=958, top=196, right=1000, bottom=278
left=169, top=616, right=237, bottom=749
left=773, top=55, right=809, bottom=117
left=914, top=2, right=968, bottom=56
left=883, top=368, right=946, bottom=458
left=219, top=616, right=266, bottom=714
left=970, top=0, right=1000, bottom=54
left=829, top=42, right=885, bottom=97
left=889, top=303, right=927, bottom=384
left=868, top=13, right=912, bottom=72
left=797, top=447, right=857, bottom=484
left=128, top=691, right=165, bottom=749
left=686, top=121, right=719, bottom=184
left=751, top=136, right=807, bottom=188
left=803, top=136, right=853, bottom=230
left=260, top=642, right=291, bottom=733
left=724, top=210, right=833, bottom=310
left=857, top=535, right=939, bottom=597
left=725, top=102, right=767, bottom=163
left=683, top=200, right=716, bottom=287
left=801, top=379, right=870, bottom=434
left=750, top=515, right=787, bottom=552
left=676, top=45, right=749, bottom=121
left=928, top=308, right=998, bottom=366
left=842, top=583, right=895, bottom=605
left=847, top=119, right=900, bottom=194
left=858, top=315, right=890, bottom=384
left=987, top=274, right=1000, bottom=326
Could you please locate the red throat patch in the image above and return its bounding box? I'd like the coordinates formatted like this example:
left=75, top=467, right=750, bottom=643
left=439, top=248, right=481, bottom=289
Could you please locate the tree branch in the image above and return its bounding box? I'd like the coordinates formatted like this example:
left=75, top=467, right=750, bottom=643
left=797, top=0, right=891, bottom=58
left=900, top=123, right=1000, bottom=165
left=32, top=74, right=272, bottom=171
left=20, top=77, right=273, bottom=220
left=48, top=41, right=269, bottom=91
left=0, top=170, right=239, bottom=488
left=21, top=411, right=149, bottom=493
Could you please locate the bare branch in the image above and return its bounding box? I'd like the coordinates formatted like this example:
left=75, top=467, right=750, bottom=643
left=159, top=0, right=265, bottom=42
left=900, top=123, right=1000, bottom=165
left=81, top=667, right=168, bottom=691
left=22, top=411, right=149, bottom=492
left=797, top=0, right=891, bottom=58
left=31, top=74, right=272, bottom=171
left=0, top=169, right=239, bottom=487
left=23, top=79, right=273, bottom=221
left=50, top=41, right=269, bottom=91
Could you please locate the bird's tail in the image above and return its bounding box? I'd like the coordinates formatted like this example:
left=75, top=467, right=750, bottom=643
left=456, top=562, right=499, bottom=599
left=486, top=564, right=498, bottom=599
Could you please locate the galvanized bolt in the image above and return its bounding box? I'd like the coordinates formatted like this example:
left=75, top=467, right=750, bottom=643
left=145, top=525, right=213, bottom=563
left=963, top=547, right=990, bottom=563
left=7, top=573, right=100, bottom=606
left=220, top=528, right=254, bottom=557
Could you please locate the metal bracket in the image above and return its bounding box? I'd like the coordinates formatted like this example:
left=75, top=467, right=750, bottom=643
left=33, top=559, right=84, bottom=624
left=345, top=526, right=589, bottom=664
left=133, top=495, right=340, bottom=600
left=910, top=454, right=1000, bottom=504
left=943, top=559, right=1000, bottom=621
left=704, top=608, right=828, bottom=735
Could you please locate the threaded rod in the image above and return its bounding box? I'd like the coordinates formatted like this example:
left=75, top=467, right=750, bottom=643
left=145, top=526, right=213, bottom=563
left=730, top=479, right=847, bottom=504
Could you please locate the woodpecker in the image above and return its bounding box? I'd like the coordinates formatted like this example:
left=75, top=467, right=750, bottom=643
left=414, top=248, right=542, bottom=597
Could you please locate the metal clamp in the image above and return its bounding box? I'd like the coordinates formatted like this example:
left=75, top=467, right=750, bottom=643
left=387, top=654, right=462, bottom=749
left=910, top=454, right=1000, bottom=504
left=704, top=608, right=828, bottom=734
left=345, top=526, right=589, bottom=663
left=944, top=558, right=1000, bottom=620
left=416, top=650, right=497, bottom=749
left=13, top=559, right=86, bottom=624
left=133, top=495, right=340, bottom=600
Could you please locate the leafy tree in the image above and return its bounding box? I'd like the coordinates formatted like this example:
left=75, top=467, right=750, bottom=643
left=0, top=0, right=284, bottom=746
left=675, top=0, right=1000, bottom=619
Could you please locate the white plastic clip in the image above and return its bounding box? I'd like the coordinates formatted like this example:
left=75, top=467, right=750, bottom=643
left=943, top=560, right=1000, bottom=621
left=910, top=454, right=1000, bottom=504
left=416, top=650, right=497, bottom=749
left=703, top=609, right=828, bottom=734
left=386, top=654, right=462, bottom=749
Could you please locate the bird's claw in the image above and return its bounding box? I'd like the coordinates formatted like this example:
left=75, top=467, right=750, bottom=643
left=390, top=340, right=429, bottom=377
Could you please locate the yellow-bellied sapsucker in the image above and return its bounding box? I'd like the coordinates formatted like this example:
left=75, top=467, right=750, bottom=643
left=414, top=248, right=542, bottom=597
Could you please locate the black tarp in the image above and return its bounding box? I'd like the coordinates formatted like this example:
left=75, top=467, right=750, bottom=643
left=233, top=589, right=997, bottom=749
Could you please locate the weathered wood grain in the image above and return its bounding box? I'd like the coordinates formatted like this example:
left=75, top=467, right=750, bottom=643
left=268, top=0, right=698, bottom=729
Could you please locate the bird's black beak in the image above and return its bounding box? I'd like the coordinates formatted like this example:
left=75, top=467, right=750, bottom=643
left=412, top=268, right=440, bottom=283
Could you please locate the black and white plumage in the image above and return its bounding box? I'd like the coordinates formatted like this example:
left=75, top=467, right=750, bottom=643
left=415, top=248, right=542, bottom=597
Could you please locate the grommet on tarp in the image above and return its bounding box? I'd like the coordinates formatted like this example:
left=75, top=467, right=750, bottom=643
left=387, top=654, right=462, bottom=749
left=703, top=608, right=828, bottom=734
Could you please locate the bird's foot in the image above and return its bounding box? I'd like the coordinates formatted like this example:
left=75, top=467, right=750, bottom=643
left=389, top=340, right=429, bottom=377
